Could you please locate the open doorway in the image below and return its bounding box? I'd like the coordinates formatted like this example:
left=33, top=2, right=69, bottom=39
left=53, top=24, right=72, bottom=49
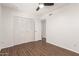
left=41, top=20, right=46, bottom=43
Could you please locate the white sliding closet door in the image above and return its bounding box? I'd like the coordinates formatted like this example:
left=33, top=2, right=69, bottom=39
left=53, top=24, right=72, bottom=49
left=13, top=16, right=35, bottom=45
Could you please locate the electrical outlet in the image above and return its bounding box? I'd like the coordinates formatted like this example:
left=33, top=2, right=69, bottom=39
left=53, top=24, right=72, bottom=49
left=73, top=44, right=77, bottom=47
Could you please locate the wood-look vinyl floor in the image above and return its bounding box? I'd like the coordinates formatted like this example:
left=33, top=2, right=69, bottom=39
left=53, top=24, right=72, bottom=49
left=0, top=40, right=79, bottom=56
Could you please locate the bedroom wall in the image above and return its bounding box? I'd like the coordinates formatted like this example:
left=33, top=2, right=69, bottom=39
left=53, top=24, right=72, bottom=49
left=42, top=4, right=79, bottom=53
left=0, top=5, right=41, bottom=49
left=0, top=4, right=2, bottom=50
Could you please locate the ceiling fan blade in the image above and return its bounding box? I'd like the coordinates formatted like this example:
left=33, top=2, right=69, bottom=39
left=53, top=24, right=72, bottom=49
left=44, top=3, right=54, bottom=6
left=36, top=7, right=40, bottom=11
left=36, top=3, right=54, bottom=11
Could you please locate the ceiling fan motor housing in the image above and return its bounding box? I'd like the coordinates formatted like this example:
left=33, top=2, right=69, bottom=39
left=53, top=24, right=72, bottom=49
left=44, top=3, right=54, bottom=6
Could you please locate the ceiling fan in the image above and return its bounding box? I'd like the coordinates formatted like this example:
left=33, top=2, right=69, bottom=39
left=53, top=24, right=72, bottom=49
left=36, top=3, right=54, bottom=11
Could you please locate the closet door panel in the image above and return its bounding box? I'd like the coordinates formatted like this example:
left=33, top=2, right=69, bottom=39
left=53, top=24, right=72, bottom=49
left=13, top=17, right=34, bottom=45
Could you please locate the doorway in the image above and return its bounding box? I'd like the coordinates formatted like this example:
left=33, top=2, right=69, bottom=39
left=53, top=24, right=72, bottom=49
left=41, top=20, right=46, bottom=42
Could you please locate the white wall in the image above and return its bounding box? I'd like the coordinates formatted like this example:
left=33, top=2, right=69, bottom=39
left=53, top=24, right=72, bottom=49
left=0, top=5, right=41, bottom=49
left=0, top=4, right=2, bottom=50
left=1, top=6, right=14, bottom=49
left=42, top=4, right=79, bottom=53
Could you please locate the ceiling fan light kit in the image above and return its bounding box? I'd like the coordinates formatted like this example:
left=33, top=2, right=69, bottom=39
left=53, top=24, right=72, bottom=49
left=36, top=3, right=54, bottom=11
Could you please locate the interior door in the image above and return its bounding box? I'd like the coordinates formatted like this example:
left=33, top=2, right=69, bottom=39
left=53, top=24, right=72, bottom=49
left=13, top=16, right=35, bottom=45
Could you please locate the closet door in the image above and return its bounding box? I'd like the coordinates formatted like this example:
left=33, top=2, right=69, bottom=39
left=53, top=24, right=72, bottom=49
left=13, top=16, right=35, bottom=45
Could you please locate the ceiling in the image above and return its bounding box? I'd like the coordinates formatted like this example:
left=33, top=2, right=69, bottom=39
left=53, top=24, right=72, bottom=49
left=1, top=3, right=67, bottom=17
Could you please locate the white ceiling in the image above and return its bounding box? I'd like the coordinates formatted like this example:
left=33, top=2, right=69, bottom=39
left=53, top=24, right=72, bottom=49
left=1, top=3, right=67, bottom=17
